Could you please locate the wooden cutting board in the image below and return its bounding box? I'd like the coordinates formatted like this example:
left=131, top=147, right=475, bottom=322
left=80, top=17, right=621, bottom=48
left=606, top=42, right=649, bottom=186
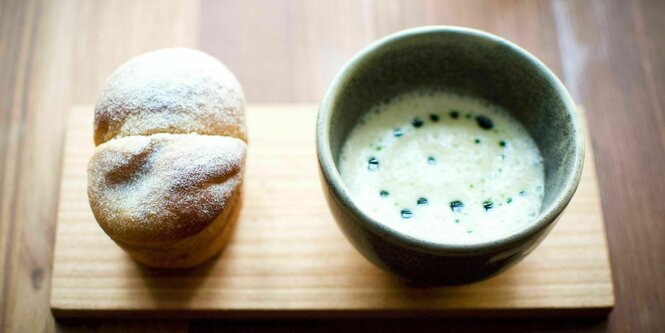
left=50, top=105, right=614, bottom=318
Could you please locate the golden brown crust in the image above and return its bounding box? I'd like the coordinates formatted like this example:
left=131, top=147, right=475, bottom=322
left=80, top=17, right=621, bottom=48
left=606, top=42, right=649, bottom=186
left=114, top=187, right=244, bottom=268
left=88, top=134, right=246, bottom=246
left=94, top=48, right=247, bottom=145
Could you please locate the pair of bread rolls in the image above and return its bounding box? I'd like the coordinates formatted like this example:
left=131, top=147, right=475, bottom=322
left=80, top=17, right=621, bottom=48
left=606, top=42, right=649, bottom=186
left=87, top=48, right=246, bottom=268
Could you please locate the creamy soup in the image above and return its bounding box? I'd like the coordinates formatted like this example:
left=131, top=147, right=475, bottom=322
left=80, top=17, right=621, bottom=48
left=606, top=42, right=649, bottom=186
left=338, top=90, right=545, bottom=245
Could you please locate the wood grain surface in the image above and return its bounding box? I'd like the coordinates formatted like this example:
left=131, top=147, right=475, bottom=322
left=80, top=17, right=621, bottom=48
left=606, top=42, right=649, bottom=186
left=50, top=105, right=612, bottom=318
left=1, top=0, right=664, bottom=332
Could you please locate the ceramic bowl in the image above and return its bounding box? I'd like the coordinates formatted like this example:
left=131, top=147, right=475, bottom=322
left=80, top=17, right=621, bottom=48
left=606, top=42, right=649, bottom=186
left=316, top=26, right=584, bottom=285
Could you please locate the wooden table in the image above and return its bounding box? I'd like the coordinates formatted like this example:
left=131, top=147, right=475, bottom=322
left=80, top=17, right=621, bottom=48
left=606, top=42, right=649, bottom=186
left=1, top=0, right=663, bottom=332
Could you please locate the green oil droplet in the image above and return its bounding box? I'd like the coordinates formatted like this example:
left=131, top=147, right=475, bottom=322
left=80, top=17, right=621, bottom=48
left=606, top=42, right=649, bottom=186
left=450, top=200, right=464, bottom=212
left=475, top=115, right=494, bottom=130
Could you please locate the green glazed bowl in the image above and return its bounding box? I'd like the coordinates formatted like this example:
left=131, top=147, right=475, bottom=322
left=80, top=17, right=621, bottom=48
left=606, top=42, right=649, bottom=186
left=316, top=26, right=584, bottom=285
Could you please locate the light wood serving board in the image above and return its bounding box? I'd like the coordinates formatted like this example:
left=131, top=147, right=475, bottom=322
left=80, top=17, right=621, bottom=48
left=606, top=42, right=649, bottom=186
left=50, top=105, right=614, bottom=318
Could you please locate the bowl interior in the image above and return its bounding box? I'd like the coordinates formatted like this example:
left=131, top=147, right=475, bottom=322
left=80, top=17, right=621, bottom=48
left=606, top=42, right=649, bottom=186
left=322, top=27, right=583, bottom=233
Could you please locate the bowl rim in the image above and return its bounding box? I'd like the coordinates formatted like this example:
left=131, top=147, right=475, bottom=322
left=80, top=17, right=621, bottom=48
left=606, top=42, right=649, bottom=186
left=316, top=25, right=585, bottom=256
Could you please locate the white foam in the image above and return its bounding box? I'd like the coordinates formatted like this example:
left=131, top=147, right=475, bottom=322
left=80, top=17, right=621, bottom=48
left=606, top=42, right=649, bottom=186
left=339, top=90, right=545, bottom=245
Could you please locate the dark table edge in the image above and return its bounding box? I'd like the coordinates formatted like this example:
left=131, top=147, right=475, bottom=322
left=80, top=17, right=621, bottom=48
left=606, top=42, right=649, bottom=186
left=51, top=305, right=614, bottom=320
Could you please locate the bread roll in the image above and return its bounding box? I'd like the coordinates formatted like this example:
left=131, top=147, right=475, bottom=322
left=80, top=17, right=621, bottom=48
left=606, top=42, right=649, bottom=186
left=87, top=48, right=246, bottom=268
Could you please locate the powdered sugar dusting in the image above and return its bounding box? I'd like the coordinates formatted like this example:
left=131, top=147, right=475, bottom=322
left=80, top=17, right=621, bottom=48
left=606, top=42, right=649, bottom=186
left=94, top=48, right=246, bottom=145
left=88, top=133, right=247, bottom=244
